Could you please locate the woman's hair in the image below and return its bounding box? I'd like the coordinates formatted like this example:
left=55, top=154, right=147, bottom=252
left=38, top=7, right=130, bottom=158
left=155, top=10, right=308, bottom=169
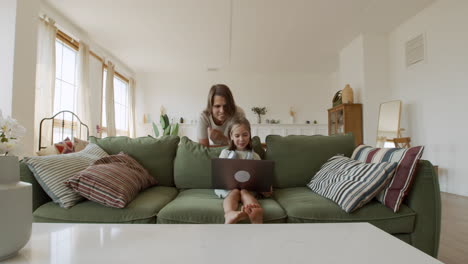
left=203, top=84, right=237, bottom=118
left=227, top=117, right=253, bottom=151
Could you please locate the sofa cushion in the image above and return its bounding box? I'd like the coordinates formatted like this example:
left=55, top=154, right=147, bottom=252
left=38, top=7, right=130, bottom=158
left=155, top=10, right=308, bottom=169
left=66, top=153, right=158, bottom=208
left=157, top=189, right=287, bottom=224
left=273, top=187, right=416, bottom=234
left=89, top=136, right=180, bottom=187
left=265, top=134, right=356, bottom=188
left=174, top=137, right=265, bottom=189
left=23, top=143, right=109, bottom=209
left=33, top=186, right=178, bottom=223
left=307, top=156, right=397, bottom=213
left=352, top=145, right=424, bottom=212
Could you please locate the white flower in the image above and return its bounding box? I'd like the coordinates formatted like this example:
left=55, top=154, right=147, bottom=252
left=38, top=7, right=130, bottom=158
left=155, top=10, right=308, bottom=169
left=0, top=109, right=25, bottom=156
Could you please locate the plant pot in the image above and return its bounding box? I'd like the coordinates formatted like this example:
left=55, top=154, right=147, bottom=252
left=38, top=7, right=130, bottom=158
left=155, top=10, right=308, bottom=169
left=0, top=156, right=32, bottom=261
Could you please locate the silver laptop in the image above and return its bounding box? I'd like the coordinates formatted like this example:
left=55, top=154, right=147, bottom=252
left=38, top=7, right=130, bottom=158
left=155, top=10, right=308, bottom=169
left=212, top=158, right=274, bottom=192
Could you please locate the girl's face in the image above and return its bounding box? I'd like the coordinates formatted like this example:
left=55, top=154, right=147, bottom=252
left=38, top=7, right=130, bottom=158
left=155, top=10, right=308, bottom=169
left=230, top=124, right=250, bottom=151
left=211, top=95, right=228, bottom=124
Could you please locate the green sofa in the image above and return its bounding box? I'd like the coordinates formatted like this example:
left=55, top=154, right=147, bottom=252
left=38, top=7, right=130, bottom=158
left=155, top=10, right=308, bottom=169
left=20, top=134, right=441, bottom=257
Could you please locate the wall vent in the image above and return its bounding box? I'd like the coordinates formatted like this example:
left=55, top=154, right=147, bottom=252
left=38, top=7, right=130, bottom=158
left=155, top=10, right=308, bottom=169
left=405, top=34, right=425, bottom=67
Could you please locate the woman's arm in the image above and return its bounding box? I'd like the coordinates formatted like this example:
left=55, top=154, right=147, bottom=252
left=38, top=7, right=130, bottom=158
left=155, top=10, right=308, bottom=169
left=199, top=138, right=209, bottom=147
left=208, top=128, right=228, bottom=145
left=197, top=113, right=210, bottom=146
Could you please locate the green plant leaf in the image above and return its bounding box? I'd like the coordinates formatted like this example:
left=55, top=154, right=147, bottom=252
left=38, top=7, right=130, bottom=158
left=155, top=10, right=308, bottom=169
left=163, top=125, right=171, bottom=136
left=160, top=115, right=168, bottom=130
left=152, top=122, right=159, bottom=137
left=163, top=114, right=170, bottom=128
left=170, top=123, right=179, bottom=136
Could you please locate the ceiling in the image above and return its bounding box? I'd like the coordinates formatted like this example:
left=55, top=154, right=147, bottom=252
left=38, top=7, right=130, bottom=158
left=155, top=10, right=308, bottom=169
left=43, top=0, right=434, bottom=73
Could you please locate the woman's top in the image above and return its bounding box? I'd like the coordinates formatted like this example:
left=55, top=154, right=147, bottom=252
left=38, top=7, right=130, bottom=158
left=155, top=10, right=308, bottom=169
left=197, top=106, right=245, bottom=145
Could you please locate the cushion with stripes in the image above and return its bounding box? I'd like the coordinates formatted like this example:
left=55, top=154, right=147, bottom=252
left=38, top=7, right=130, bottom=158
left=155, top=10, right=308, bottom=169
left=24, top=143, right=109, bottom=209
left=66, top=152, right=158, bottom=208
left=351, top=145, right=424, bottom=212
left=307, top=155, right=397, bottom=213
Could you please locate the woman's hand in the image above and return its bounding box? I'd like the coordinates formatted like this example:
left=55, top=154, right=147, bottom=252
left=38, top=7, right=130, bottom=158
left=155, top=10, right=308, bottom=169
left=208, top=128, right=228, bottom=145
left=261, top=186, right=273, bottom=197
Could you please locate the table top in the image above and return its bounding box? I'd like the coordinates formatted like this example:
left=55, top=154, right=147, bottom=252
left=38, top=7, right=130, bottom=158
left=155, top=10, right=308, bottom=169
left=4, top=223, right=442, bottom=264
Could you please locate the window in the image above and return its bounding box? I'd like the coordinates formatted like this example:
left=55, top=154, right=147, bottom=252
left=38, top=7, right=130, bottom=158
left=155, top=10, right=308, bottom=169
left=54, top=38, right=78, bottom=114
left=52, top=38, right=78, bottom=143
left=101, top=69, right=130, bottom=137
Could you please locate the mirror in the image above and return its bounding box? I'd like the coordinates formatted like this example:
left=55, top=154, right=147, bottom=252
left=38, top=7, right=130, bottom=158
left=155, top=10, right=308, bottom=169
left=376, top=100, right=402, bottom=147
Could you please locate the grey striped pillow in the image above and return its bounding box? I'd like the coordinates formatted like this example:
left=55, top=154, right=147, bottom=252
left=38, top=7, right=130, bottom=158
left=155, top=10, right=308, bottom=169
left=24, top=143, right=109, bottom=209
left=307, top=156, right=397, bottom=213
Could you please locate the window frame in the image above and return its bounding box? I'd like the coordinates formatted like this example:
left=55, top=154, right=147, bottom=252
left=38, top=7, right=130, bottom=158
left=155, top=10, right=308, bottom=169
left=101, top=67, right=131, bottom=137
left=54, top=30, right=131, bottom=138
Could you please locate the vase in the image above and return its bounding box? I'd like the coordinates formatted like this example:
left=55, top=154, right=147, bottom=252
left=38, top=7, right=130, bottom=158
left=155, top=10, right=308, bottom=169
left=257, top=115, right=262, bottom=124
left=342, top=84, right=354, bottom=104
left=0, top=156, right=32, bottom=261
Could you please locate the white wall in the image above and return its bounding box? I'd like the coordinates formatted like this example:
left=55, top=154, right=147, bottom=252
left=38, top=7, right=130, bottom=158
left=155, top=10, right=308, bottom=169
left=0, top=0, right=39, bottom=156
left=362, top=34, right=391, bottom=146
left=388, top=0, right=468, bottom=196
left=338, top=35, right=365, bottom=104
left=0, top=0, right=17, bottom=116
left=135, top=72, right=333, bottom=137
left=338, top=33, right=391, bottom=146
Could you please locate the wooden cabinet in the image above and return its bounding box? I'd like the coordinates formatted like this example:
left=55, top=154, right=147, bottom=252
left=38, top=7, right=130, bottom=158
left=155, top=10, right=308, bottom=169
left=328, top=104, right=363, bottom=146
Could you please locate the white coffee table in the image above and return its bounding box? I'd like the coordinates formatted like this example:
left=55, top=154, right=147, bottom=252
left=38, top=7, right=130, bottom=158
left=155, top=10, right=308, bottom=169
left=3, top=223, right=442, bottom=264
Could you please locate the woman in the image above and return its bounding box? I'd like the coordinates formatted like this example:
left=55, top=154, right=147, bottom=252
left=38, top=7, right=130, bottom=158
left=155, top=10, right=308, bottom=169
left=198, top=84, right=245, bottom=147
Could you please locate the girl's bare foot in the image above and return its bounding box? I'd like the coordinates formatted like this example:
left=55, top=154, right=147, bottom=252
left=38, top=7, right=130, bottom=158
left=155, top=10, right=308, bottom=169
left=224, top=211, right=248, bottom=224
left=243, top=203, right=263, bottom=224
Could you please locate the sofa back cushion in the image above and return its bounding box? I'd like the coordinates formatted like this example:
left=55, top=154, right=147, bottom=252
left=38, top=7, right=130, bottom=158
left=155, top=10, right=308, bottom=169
left=174, top=136, right=265, bottom=189
left=89, top=136, right=180, bottom=187
left=265, top=134, right=355, bottom=188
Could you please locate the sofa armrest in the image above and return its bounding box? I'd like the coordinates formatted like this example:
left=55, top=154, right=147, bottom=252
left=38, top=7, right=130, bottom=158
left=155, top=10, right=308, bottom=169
left=404, top=160, right=441, bottom=258
left=20, top=161, right=51, bottom=211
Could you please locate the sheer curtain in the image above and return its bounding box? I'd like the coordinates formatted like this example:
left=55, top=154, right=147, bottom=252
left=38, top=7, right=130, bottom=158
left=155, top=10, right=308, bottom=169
left=128, top=78, right=136, bottom=138
left=105, top=61, right=116, bottom=136
left=34, top=17, right=57, bottom=149
left=76, top=41, right=91, bottom=139
left=88, top=55, right=104, bottom=137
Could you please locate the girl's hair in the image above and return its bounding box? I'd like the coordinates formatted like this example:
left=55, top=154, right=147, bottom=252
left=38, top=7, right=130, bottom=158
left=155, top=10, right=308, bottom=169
left=203, top=84, right=237, bottom=118
left=227, top=117, right=253, bottom=151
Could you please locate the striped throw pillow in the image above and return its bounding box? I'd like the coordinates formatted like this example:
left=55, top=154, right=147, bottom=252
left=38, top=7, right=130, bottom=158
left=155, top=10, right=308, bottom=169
left=24, top=143, right=109, bottom=209
left=307, top=156, right=397, bottom=213
left=351, top=145, right=424, bottom=212
left=66, top=153, right=158, bottom=208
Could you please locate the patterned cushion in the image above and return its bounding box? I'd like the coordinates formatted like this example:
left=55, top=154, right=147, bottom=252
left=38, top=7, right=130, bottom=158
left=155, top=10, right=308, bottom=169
left=36, top=146, right=59, bottom=156
left=66, top=153, right=158, bottom=208
left=307, top=156, right=397, bottom=213
left=54, top=137, right=74, bottom=154
left=351, top=145, right=424, bottom=212
left=23, top=143, right=109, bottom=209
left=73, top=137, right=89, bottom=152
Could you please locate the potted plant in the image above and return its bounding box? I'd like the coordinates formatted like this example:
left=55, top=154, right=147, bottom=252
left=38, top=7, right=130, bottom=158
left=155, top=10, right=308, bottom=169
left=251, top=107, right=267, bottom=124
left=0, top=110, right=32, bottom=261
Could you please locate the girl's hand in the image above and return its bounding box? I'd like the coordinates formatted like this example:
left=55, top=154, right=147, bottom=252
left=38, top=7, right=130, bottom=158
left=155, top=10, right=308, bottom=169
left=208, top=128, right=228, bottom=145
left=261, top=186, right=273, bottom=197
